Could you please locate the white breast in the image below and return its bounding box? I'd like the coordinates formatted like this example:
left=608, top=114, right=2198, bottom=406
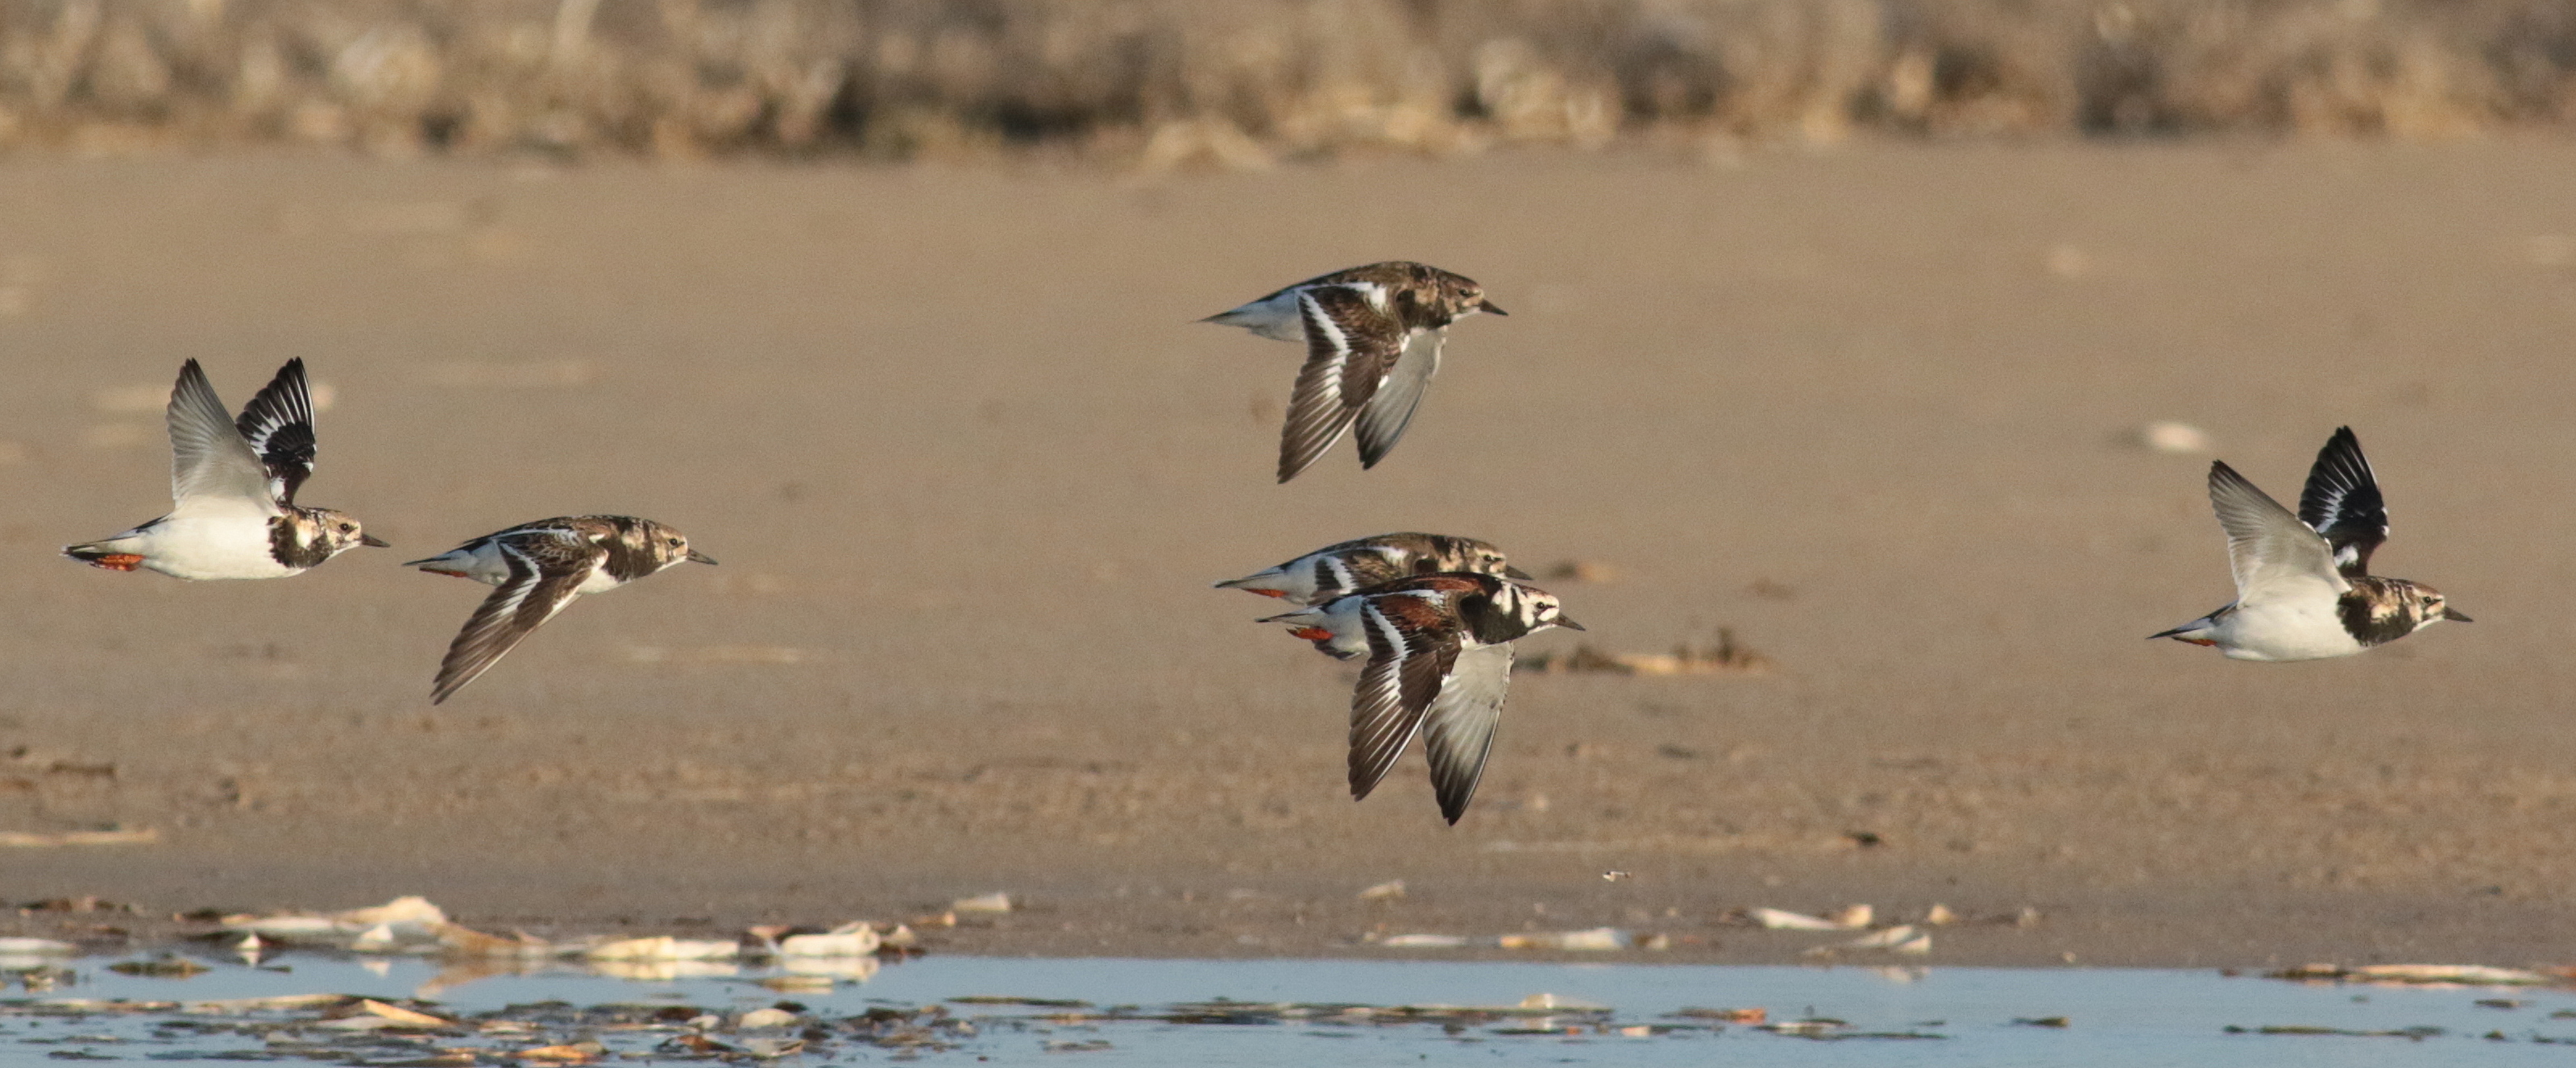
left=137, top=515, right=295, bottom=581
left=2213, top=599, right=2366, bottom=661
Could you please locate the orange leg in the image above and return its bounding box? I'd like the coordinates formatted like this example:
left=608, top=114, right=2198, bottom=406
left=1288, top=627, right=1334, bottom=642
left=421, top=569, right=468, bottom=578
left=88, top=554, right=143, bottom=572
left=1247, top=588, right=1290, bottom=599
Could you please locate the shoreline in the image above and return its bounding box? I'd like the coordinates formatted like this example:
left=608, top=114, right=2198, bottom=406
left=4, top=142, right=2572, bottom=970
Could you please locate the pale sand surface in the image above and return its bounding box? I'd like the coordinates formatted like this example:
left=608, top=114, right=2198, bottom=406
left=3, top=142, right=2574, bottom=967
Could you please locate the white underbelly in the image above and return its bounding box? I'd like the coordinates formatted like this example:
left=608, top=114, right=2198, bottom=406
left=2217, top=600, right=2364, bottom=661
left=142, top=516, right=292, bottom=581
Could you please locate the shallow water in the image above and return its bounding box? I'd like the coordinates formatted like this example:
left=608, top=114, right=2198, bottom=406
left=7, top=953, right=2575, bottom=1066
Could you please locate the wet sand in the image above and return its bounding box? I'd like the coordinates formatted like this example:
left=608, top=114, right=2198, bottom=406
left=4, top=140, right=2575, bottom=967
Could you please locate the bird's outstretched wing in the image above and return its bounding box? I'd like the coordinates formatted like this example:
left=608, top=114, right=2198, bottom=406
left=2296, top=426, right=2387, bottom=578
left=1418, top=642, right=1511, bottom=824
left=1278, top=285, right=1404, bottom=482
left=431, top=532, right=601, bottom=703
left=2209, top=460, right=2345, bottom=605
left=234, top=358, right=319, bottom=507
left=1347, top=590, right=1461, bottom=805
left=1352, top=329, right=1443, bottom=470
left=166, top=360, right=273, bottom=513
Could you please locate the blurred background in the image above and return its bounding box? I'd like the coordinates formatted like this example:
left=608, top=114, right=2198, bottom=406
left=3, top=1, right=2575, bottom=966
left=2, top=0, right=2576, bottom=161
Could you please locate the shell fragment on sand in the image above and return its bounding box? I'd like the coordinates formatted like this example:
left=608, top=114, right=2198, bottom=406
left=0, top=826, right=160, bottom=847
left=778, top=923, right=881, bottom=957
left=313, top=999, right=451, bottom=1031
left=348, top=923, right=400, bottom=952
left=2272, top=962, right=2553, bottom=986
left=183, top=994, right=351, bottom=1013
left=334, top=896, right=448, bottom=929
left=2354, top=964, right=2549, bottom=986
left=736, top=1007, right=800, bottom=1029
left=1357, top=880, right=1406, bottom=900
left=1374, top=933, right=1469, bottom=949
left=952, top=892, right=1013, bottom=913
left=1671, top=1007, right=1768, bottom=1024
left=435, top=922, right=553, bottom=958
left=1518, top=993, right=1607, bottom=1010
left=1748, top=908, right=1844, bottom=930
left=515, top=1042, right=605, bottom=1063
left=220, top=895, right=449, bottom=948
left=1499, top=927, right=1630, bottom=951
left=1841, top=925, right=1919, bottom=950
left=586, top=936, right=743, bottom=962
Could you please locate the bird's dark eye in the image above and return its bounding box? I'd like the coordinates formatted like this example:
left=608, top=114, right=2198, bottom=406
left=667, top=538, right=682, bottom=547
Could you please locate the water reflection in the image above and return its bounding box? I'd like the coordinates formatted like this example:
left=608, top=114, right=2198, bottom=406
left=7, top=953, right=2576, bottom=1066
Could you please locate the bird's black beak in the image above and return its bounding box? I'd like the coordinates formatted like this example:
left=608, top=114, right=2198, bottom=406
left=360, top=534, right=391, bottom=548
left=1477, top=299, right=1508, bottom=316
left=687, top=549, right=719, bottom=565
left=1503, top=565, right=1533, bottom=580
left=2441, top=607, right=2472, bottom=623
left=1553, top=617, right=1586, bottom=631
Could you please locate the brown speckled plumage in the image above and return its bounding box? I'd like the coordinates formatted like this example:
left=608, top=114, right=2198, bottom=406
left=408, top=515, right=716, bottom=704
left=1203, top=261, right=1504, bottom=482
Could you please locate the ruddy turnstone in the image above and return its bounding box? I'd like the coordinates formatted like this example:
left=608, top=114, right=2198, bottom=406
left=1201, top=262, right=1504, bottom=482
left=1259, top=573, right=1580, bottom=822
left=64, top=359, right=385, bottom=579
left=1215, top=532, right=1531, bottom=609
left=405, top=515, right=716, bottom=704
left=2152, top=427, right=2468, bottom=660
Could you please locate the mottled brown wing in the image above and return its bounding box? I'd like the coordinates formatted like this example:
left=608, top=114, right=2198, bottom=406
left=1276, top=261, right=1416, bottom=296
left=1347, top=590, right=1462, bottom=806
left=430, top=533, right=600, bottom=704
left=1278, top=285, right=1404, bottom=483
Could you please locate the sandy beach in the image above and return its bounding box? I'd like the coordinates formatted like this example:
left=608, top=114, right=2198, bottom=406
left=3, top=140, right=2574, bottom=967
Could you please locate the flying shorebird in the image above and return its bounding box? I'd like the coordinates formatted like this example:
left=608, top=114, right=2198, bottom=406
left=64, top=358, right=384, bottom=579
left=1215, top=532, right=1529, bottom=608
left=2152, top=426, right=2468, bottom=660
left=406, top=515, right=715, bottom=703
left=1259, top=573, right=1580, bottom=823
left=1201, top=262, right=1504, bottom=483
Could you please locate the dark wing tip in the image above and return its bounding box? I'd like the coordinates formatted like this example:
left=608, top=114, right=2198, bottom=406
left=234, top=358, right=320, bottom=503
left=170, top=359, right=217, bottom=403
left=2205, top=458, right=2267, bottom=503
left=2297, top=425, right=2387, bottom=576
